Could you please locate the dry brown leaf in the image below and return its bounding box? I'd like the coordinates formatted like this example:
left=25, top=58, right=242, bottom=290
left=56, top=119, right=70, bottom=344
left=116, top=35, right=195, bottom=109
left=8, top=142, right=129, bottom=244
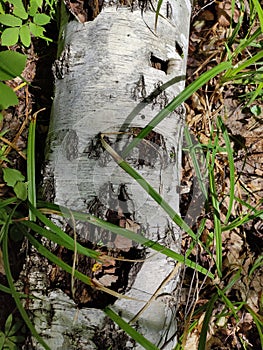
left=113, top=235, right=133, bottom=251
left=98, top=274, right=118, bottom=287
left=216, top=0, right=240, bottom=27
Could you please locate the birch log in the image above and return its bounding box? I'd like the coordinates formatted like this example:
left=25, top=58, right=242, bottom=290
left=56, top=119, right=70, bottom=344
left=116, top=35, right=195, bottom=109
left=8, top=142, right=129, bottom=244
left=24, top=1, right=191, bottom=349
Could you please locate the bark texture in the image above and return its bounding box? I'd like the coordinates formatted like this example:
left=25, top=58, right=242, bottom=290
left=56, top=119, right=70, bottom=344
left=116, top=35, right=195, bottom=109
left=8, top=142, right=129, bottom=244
left=23, top=1, right=191, bottom=349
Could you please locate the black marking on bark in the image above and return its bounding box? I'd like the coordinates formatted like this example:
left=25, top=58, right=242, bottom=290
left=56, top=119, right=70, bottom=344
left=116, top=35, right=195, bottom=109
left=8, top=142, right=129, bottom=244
left=131, top=74, right=146, bottom=101
left=128, top=127, right=169, bottom=169
left=84, top=133, right=112, bottom=165
left=63, top=129, right=79, bottom=161
left=152, top=80, right=169, bottom=110
left=166, top=1, right=172, bottom=19
left=53, top=45, right=70, bottom=79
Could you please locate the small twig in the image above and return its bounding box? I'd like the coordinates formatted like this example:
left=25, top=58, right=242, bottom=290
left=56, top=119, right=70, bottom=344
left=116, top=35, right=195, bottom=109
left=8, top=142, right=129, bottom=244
left=129, top=262, right=182, bottom=324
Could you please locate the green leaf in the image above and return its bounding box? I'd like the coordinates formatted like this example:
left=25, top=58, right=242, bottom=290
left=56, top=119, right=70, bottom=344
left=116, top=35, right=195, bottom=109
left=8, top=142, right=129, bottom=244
left=251, top=0, right=263, bottom=33
left=35, top=0, right=43, bottom=7
left=198, top=294, right=218, bottom=350
left=0, top=2, right=5, bottom=14
left=33, top=13, right=50, bottom=26
left=29, top=22, right=45, bottom=37
left=9, top=335, right=25, bottom=343
left=14, top=181, right=27, bottom=201
left=28, top=0, right=39, bottom=17
left=4, top=313, right=13, bottom=335
left=1, top=27, right=19, bottom=46
left=8, top=318, right=24, bottom=336
left=2, top=168, right=25, bottom=187
left=0, top=13, right=22, bottom=27
left=11, top=0, right=28, bottom=20
left=0, top=82, right=18, bottom=109
left=0, top=50, right=27, bottom=80
left=250, top=104, right=261, bottom=116
left=0, top=331, right=6, bottom=348
left=0, top=208, right=8, bottom=225
left=3, top=337, right=17, bottom=349
left=19, top=25, right=31, bottom=47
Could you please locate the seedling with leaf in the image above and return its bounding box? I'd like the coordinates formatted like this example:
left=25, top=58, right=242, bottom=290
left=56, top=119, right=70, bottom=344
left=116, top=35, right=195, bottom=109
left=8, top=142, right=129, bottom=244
left=2, top=167, right=27, bottom=201
left=0, top=0, right=52, bottom=47
left=0, top=313, right=26, bottom=350
left=0, top=50, right=27, bottom=114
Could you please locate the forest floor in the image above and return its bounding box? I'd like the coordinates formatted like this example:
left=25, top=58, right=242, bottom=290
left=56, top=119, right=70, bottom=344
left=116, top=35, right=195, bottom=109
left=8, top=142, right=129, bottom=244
left=0, top=0, right=262, bottom=349
left=178, top=1, right=262, bottom=349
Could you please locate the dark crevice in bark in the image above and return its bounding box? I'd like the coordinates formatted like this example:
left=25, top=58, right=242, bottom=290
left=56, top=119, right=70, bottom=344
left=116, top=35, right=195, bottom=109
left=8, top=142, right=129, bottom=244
left=49, top=224, right=145, bottom=309
left=64, top=0, right=104, bottom=22
left=150, top=53, right=169, bottom=73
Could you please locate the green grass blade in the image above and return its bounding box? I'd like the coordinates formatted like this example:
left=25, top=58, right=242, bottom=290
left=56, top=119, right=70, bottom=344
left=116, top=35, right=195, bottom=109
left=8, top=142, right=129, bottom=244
left=222, top=50, right=263, bottom=82
left=104, top=307, right=160, bottom=350
left=118, top=75, right=185, bottom=134
left=22, top=214, right=99, bottom=259
left=0, top=283, right=13, bottom=294
left=198, top=293, right=218, bottom=350
left=0, top=198, right=17, bottom=208
left=230, top=27, right=262, bottom=59
left=223, top=269, right=242, bottom=293
left=209, top=132, right=222, bottom=277
left=23, top=230, right=93, bottom=286
left=217, top=270, right=243, bottom=321
left=217, top=117, right=235, bottom=222
left=23, top=229, right=143, bottom=301
left=222, top=211, right=263, bottom=231
left=217, top=289, right=240, bottom=321
left=36, top=202, right=214, bottom=278
left=209, top=169, right=222, bottom=277
left=247, top=81, right=263, bottom=105
left=222, top=197, right=263, bottom=231
left=251, top=0, right=263, bottom=33
left=0, top=282, right=37, bottom=300
left=27, top=114, right=37, bottom=221
left=122, top=62, right=232, bottom=157
left=102, top=135, right=197, bottom=239
left=154, top=0, right=163, bottom=30
left=245, top=305, right=263, bottom=348
left=249, top=256, right=263, bottom=277
left=2, top=209, right=51, bottom=350
left=185, top=218, right=211, bottom=259
left=184, top=127, right=208, bottom=200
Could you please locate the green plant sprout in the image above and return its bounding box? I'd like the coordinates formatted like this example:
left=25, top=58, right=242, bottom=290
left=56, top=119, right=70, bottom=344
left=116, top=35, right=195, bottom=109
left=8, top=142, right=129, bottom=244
left=0, top=0, right=52, bottom=47
left=0, top=50, right=27, bottom=114
left=0, top=313, right=26, bottom=350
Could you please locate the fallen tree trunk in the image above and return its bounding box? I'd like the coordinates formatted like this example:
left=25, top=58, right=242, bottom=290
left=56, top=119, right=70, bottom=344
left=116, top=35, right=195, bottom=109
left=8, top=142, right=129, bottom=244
left=23, top=1, right=191, bottom=348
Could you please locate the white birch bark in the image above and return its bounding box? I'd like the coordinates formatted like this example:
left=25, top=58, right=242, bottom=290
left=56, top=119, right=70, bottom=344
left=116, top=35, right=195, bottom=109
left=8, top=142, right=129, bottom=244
left=23, top=1, right=191, bottom=349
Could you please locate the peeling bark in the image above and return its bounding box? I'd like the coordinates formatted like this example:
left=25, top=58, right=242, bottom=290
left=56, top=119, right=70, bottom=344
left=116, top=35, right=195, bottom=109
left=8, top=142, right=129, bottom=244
left=23, top=1, right=191, bottom=349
